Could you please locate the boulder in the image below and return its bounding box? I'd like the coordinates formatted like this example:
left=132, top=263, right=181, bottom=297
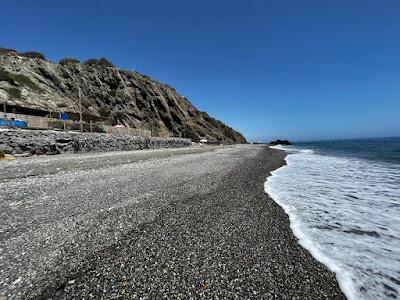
left=268, top=139, right=292, bottom=146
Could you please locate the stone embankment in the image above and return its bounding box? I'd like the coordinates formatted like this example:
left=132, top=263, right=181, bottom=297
left=0, top=129, right=191, bottom=156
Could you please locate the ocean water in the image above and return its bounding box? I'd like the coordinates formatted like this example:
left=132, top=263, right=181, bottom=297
left=264, top=137, right=400, bottom=300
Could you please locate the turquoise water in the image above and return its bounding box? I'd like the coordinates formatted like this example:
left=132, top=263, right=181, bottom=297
left=265, top=137, right=400, bottom=300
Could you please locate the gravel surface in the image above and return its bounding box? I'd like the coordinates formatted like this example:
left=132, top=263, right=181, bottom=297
left=0, top=145, right=345, bottom=299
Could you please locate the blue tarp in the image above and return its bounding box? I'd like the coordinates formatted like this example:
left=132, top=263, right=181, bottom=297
left=0, top=118, right=29, bottom=127
left=60, top=112, right=69, bottom=121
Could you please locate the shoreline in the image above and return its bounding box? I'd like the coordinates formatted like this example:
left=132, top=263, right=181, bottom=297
left=0, top=145, right=344, bottom=299
left=265, top=153, right=355, bottom=299
left=265, top=141, right=400, bottom=300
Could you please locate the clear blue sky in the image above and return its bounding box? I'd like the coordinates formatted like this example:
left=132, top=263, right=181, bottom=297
left=1, top=0, right=399, bottom=141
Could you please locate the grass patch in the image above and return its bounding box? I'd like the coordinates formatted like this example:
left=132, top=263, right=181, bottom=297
left=4, top=87, right=21, bottom=99
left=0, top=70, right=43, bottom=92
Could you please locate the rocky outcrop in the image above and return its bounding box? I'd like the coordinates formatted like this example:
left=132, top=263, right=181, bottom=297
left=0, top=129, right=191, bottom=156
left=0, top=53, right=246, bottom=144
left=268, top=139, right=292, bottom=146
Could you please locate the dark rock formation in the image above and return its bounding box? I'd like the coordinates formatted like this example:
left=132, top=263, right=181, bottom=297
left=268, top=139, right=292, bottom=146
left=0, top=53, right=246, bottom=144
left=0, top=129, right=191, bottom=156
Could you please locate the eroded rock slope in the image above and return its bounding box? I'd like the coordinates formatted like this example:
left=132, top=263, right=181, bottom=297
left=0, top=54, right=246, bottom=143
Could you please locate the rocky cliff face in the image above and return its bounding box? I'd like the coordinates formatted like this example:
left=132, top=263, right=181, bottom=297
left=0, top=54, right=246, bottom=143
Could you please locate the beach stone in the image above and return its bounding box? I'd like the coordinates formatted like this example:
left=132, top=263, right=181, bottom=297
left=0, top=129, right=192, bottom=155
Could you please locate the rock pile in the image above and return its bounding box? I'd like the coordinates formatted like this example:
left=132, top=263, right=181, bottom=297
left=0, top=129, right=191, bottom=156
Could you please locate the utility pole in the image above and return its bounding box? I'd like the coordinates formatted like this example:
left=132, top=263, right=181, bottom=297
left=3, top=101, right=6, bottom=118
left=77, top=85, right=83, bottom=133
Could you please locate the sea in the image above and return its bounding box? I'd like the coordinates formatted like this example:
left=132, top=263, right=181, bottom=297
left=264, top=137, right=400, bottom=300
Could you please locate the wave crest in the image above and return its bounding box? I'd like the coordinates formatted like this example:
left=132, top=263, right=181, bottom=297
left=264, top=149, right=400, bottom=300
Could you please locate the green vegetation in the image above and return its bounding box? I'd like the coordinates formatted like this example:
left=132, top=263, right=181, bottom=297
left=0, top=70, right=43, bottom=92
left=4, top=87, right=21, bottom=99
left=0, top=70, right=10, bottom=82
left=59, top=58, right=80, bottom=65
left=21, top=51, right=46, bottom=60
left=84, top=58, right=99, bottom=65
left=84, top=57, right=114, bottom=67
left=0, top=47, right=17, bottom=55
left=97, top=58, right=114, bottom=67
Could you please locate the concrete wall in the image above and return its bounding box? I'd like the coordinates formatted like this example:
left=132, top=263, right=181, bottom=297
left=0, top=129, right=191, bottom=155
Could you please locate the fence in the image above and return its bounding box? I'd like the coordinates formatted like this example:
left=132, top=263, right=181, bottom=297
left=102, top=125, right=151, bottom=137
left=2, top=113, right=50, bottom=128
left=0, top=112, right=152, bottom=138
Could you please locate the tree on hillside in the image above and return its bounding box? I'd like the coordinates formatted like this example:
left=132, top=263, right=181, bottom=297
left=21, top=51, right=46, bottom=60
left=84, top=57, right=114, bottom=67
left=84, top=58, right=99, bottom=65
left=59, top=58, right=80, bottom=65
left=97, top=58, right=114, bottom=67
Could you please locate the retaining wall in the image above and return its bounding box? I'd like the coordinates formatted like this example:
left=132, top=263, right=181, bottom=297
left=0, top=129, right=191, bottom=156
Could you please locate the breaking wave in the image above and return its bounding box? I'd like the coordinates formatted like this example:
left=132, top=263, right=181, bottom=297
left=265, top=144, right=400, bottom=299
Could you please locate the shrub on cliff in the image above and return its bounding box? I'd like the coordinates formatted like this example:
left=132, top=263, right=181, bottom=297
left=0, top=70, right=10, bottom=82
left=84, top=57, right=114, bottom=67
left=84, top=58, right=99, bottom=65
left=21, top=51, right=46, bottom=60
left=0, top=47, right=17, bottom=55
left=97, top=58, right=114, bottom=67
left=59, top=58, right=80, bottom=65
left=0, top=70, right=42, bottom=92
left=5, top=87, right=22, bottom=99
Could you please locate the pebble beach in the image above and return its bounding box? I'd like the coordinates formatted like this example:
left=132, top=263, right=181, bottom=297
left=0, top=145, right=345, bottom=299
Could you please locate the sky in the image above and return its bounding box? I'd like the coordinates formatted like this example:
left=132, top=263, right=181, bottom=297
left=1, top=0, right=399, bottom=141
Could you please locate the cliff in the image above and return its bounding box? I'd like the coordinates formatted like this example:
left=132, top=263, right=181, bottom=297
left=0, top=53, right=246, bottom=143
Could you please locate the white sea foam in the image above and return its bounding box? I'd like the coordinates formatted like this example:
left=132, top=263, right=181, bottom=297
left=264, top=146, right=400, bottom=300
left=270, top=144, right=314, bottom=154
